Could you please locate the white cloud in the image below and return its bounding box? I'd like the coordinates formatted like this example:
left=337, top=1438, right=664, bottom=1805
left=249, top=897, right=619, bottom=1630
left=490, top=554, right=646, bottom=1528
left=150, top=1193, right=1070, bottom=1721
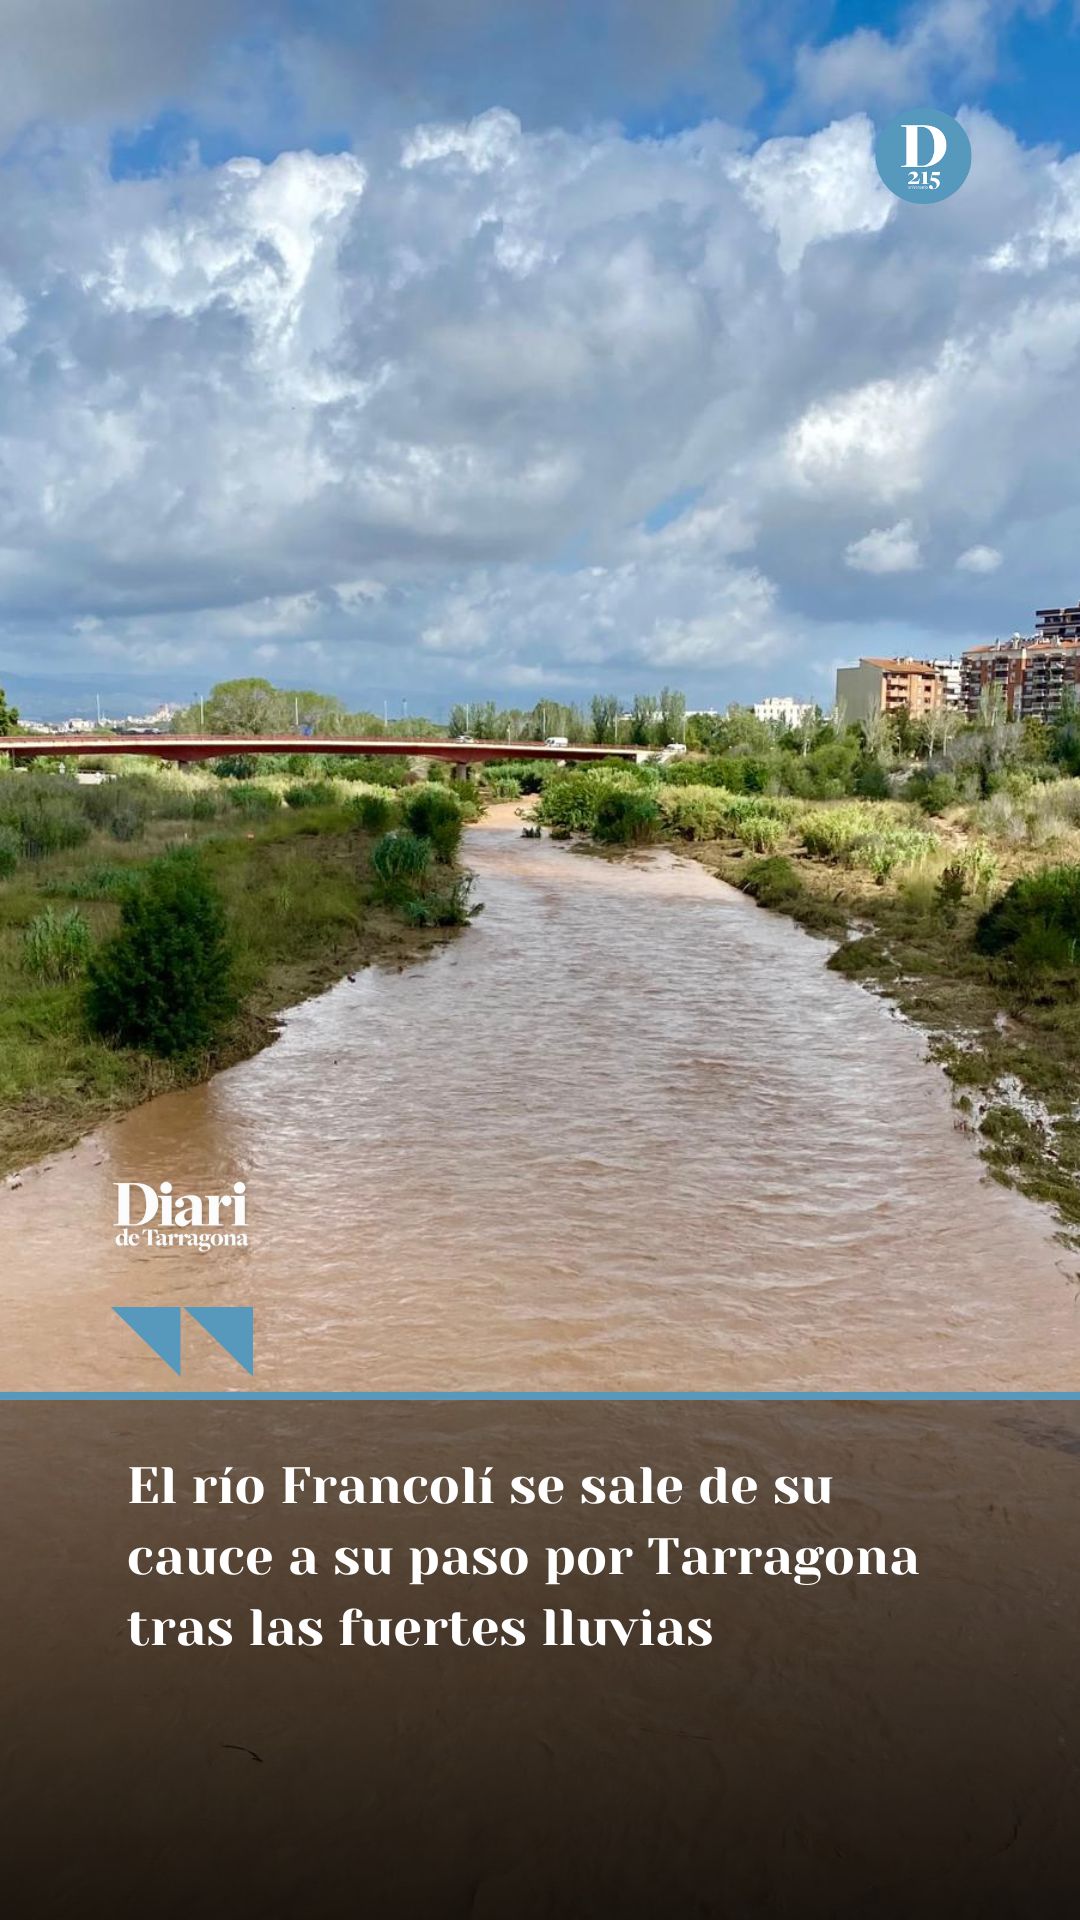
left=956, top=544, right=1003, bottom=572
left=793, top=0, right=1032, bottom=115
left=844, top=521, right=923, bottom=573
left=0, top=93, right=1079, bottom=709
left=728, top=115, right=891, bottom=271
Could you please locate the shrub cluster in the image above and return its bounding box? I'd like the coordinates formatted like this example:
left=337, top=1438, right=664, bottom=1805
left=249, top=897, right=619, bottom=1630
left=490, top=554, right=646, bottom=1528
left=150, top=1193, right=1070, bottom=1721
left=87, top=848, right=237, bottom=1056
left=349, top=790, right=399, bottom=833
left=798, top=807, right=939, bottom=882
left=975, top=865, right=1080, bottom=973
left=284, top=780, right=337, bottom=809
left=594, top=788, right=660, bottom=845
left=0, top=775, right=92, bottom=860
left=400, top=786, right=464, bottom=862
left=369, top=830, right=432, bottom=903
left=226, top=783, right=281, bottom=818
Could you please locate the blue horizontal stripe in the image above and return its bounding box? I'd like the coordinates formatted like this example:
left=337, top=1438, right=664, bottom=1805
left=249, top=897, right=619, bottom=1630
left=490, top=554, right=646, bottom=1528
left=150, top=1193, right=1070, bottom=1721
left=0, top=1391, right=1078, bottom=1403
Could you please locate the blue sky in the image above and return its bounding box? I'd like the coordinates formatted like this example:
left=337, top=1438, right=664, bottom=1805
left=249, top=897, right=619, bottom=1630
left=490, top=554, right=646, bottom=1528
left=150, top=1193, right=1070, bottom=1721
left=2, top=0, right=1080, bottom=720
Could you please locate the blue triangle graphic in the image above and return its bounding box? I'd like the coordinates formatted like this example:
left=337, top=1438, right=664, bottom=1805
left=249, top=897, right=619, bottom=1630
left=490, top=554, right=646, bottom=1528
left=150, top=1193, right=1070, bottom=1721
left=185, top=1306, right=254, bottom=1375
left=114, top=1306, right=183, bottom=1374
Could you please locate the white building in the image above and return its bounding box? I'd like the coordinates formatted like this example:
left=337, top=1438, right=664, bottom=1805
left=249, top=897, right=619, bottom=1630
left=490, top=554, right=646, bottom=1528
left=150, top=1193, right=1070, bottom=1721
left=753, top=696, right=815, bottom=731
left=930, top=659, right=963, bottom=710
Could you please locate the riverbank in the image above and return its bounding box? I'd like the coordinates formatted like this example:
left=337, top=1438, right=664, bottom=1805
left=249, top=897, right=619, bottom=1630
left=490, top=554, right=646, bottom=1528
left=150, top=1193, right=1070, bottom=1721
left=0, top=784, right=459, bottom=1177
left=683, top=833, right=1080, bottom=1246
left=531, top=767, right=1080, bottom=1246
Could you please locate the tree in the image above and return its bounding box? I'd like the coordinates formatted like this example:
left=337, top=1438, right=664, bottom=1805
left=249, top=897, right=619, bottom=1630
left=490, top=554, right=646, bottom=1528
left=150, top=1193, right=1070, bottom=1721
left=629, top=693, right=657, bottom=746
left=0, top=684, right=19, bottom=735
left=590, top=694, right=620, bottom=744
left=860, top=706, right=893, bottom=761
left=796, top=705, right=820, bottom=757
left=657, top=687, right=686, bottom=745
left=1050, top=691, right=1080, bottom=776
left=173, top=678, right=281, bottom=736
left=977, top=683, right=1007, bottom=731
left=87, top=849, right=237, bottom=1057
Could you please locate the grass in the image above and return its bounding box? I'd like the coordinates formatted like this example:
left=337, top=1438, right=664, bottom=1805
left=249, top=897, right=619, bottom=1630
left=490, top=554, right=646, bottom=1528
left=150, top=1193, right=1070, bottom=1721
left=0, top=772, right=466, bottom=1175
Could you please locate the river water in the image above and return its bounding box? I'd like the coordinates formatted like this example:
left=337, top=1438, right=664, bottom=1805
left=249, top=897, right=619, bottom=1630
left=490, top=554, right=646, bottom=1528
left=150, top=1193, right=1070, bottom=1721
left=1, top=809, right=1077, bottom=1390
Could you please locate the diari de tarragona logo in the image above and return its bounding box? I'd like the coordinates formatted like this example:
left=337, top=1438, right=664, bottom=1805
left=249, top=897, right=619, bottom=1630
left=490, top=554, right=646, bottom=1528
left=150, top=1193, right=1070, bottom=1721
left=115, top=1180, right=249, bottom=1250
left=875, top=109, right=971, bottom=204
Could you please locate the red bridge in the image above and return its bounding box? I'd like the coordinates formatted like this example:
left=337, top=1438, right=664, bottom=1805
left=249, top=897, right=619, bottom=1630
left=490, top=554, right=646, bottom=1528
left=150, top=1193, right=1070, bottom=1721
left=4, top=734, right=643, bottom=770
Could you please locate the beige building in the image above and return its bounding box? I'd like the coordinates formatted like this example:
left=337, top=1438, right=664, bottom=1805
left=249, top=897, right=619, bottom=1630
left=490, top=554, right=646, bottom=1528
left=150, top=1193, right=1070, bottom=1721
left=835, top=657, right=946, bottom=726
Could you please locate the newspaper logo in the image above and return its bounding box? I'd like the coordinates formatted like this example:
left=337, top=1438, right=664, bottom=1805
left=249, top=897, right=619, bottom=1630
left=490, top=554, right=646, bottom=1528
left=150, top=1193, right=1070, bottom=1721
left=875, top=110, right=971, bottom=204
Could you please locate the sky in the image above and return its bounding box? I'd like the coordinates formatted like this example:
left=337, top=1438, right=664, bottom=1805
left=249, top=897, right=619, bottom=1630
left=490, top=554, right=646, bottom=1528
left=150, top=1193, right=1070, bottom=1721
left=1, top=1, right=1080, bottom=721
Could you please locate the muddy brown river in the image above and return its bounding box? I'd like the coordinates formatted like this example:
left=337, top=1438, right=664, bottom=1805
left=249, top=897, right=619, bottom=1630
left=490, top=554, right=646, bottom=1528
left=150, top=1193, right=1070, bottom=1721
left=1, top=809, right=1077, bottom=1390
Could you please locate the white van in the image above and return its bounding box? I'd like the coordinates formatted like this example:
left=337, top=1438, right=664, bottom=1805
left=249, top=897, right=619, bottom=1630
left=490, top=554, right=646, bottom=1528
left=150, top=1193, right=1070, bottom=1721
left=544, top=735, right=569, bottom=748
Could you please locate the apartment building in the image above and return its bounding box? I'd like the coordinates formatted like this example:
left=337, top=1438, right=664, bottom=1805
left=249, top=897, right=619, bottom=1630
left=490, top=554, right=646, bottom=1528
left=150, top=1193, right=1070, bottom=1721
left=834, top=658, right=945, bottom=726
left=961, top=619, right=1080, bottom=722
left=930, top=659, right=963, bottom=710
left=1034, top=603, right=1080, bottom=642
left=752, top=696, right=815, bottom=730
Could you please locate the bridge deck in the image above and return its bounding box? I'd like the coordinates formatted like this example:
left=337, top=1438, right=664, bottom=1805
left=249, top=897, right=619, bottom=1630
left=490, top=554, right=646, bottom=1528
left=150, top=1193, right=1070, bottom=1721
left=3, top=735, right=642, bottom=765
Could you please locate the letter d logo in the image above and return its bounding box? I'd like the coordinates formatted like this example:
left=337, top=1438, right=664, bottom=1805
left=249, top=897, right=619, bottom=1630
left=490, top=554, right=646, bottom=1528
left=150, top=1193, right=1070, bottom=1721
left=876, top=109, right=971, bottom=204
left=902, top=124, right=947, bottom=169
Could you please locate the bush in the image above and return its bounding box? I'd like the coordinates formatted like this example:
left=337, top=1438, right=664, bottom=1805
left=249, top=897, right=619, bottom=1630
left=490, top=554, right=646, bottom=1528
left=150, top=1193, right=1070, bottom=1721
left=370, top=830, right=432, bottom=901
left=593, top=788, right=660, bottom=845
left=733, top=812, right=782, bottom=854
left=23, top=907, right=92, bottom=982
left=0, top=776, right=92, bottom=858
left=854, top=758, right=890, bottom=800
left=108, top=801, right=147, bottom=841
left=740, top=856, right=803, bottom=909
left=86, top=849, right=237, bottom=1056
left=284, top=780, right=337, bottom=809
left=401, top=786, right=464, bottom=862
left=485, top=773, right=522, bottom=800
left=402, top=874, right=482, bottom=927
left=211, top=754, right=262, bottom=779
left=974, top=865, right=1080, bottom=972
left=0, top=822, right=19, bottom=876
left=536, top=767, right=631, bottom=833
left=335, top=754, right=413, bottom=786
left=226, top=783, right=281, bottom=818
left=82, top=779, right=150, bottom=838
left=657, top=785, right=732, bottom=840
left=934, top=863, right=967, bottom=926
left=350, top=792, right=398, bottom=833
left=907, top=770, right=958, bottom=815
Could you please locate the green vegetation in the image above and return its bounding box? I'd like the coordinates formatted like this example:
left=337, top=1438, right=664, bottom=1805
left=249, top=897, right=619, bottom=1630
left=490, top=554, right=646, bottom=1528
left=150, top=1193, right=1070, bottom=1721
left=975, top=866, right=1080, bottom=972
left=24, top=908, right=92, bottom=983
left=86, top=850, right=237, bottom=1056
left=350, top=791, right=398, bottom=834
left=594, top=787, right=660, bottom=845
left=402, top=874, right=480, bottom=928
left=370, top=829, right=433, bottom=902
left=400, top=785, right=464, bottom=862
left=172, top=676, right=444, bottom=742
left=0, top=758, right=476, bottom=1174
left=284, top=780, right=337, bottom=809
